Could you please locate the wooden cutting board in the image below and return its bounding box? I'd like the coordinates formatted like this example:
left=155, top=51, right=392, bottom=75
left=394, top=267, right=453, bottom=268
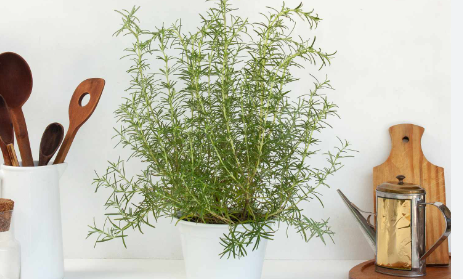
left=373, top=123, right=449, bottom=265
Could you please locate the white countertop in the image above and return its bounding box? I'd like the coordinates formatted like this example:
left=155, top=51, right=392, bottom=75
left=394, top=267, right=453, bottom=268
left=64, top=259, right=366, bottom=279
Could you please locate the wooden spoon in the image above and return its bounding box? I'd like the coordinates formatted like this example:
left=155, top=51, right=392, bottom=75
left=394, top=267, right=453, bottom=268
left=53, top=78, right=105, bottom=164
left=0, top=95, right=14, bottom=165
left=39, top=122, right=64, bottom=166
left=0, top=52, right=34, bottom=166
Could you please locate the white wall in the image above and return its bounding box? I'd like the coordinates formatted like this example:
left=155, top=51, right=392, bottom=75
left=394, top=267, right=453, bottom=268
left=0, top=0, right=450, bottom=260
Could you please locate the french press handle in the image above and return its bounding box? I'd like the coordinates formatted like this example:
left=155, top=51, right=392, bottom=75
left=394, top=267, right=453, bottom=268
left=420, top=202, right=451, bottom=260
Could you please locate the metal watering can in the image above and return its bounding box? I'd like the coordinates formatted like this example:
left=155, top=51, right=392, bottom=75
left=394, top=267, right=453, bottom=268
left=337, top=175, right=451, bottom=277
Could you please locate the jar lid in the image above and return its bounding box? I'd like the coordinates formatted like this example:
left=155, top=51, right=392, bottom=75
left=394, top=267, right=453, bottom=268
left=0, top=199, right=13, bottom=233
left=0, top=198, right=14, bottom=212
left=376, top=175, right=425, bottom=194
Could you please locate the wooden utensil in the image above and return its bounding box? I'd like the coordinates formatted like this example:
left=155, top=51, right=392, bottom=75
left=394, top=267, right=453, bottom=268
left=53, top=78, right=105, bottom=164
left=0, top=52, right=34, bottom=166
left=39, top=122, right=64, bottom=166
left=0, top=95, right=14, bottom=166
left=373, top=124, right=449, bottom=265
left=6, top=144, right=19, bottom=167
left=0, top=137, right=11, bottom=166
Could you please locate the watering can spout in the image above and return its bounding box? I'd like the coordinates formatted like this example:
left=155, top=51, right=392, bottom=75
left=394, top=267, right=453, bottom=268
left=337, top=189, right=377, bottom=253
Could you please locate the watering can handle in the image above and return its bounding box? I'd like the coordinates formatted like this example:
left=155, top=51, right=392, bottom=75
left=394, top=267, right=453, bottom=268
left=420, top=202, right=451, bottom=260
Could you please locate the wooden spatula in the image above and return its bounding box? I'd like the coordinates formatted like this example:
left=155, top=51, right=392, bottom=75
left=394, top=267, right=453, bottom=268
left=53, top=78, right=105, bottom=164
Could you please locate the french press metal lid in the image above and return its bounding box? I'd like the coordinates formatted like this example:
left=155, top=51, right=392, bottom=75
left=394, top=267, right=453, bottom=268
left=376, top=175, right=425, bottom=194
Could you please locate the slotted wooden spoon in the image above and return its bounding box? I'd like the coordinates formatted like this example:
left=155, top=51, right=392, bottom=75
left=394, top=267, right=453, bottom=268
left=53, top=78, right=105, bottom=164
left=0, top=52, right=34, bottom=166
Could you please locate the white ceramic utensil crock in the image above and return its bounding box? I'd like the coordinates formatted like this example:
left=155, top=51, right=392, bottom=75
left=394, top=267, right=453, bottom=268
left=178, top=220, right=269, bottom=279
left=0, top=162, right=67, bottom=279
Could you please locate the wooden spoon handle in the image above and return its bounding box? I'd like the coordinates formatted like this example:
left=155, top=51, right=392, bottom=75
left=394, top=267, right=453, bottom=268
left=0, top=141, right=12, bottom=165
left=9, top=107, right=34, bottom=166
left=6, top=144, right=19, bottom=167
left=53, top=127, right=77, bottom=164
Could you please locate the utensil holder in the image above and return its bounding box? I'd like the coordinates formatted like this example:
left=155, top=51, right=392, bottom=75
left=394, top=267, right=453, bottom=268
left=0, top=162, right=67, bottom=279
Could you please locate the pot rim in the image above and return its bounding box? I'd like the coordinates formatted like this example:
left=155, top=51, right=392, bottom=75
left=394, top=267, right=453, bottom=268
left=175, top=218, right=237, bottom=228
left=175, top=218, right=275, bottom=229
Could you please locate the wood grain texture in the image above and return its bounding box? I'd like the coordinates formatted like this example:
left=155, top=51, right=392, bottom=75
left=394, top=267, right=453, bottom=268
left=349, top=259, right=451, bottom=279
left=7, top=143, right=19, bottom=166
left=53, top=78, right=105, bottom=164
left=373, top=124, right=449, bottom=265
left=0, top=137, right=11, bottom=165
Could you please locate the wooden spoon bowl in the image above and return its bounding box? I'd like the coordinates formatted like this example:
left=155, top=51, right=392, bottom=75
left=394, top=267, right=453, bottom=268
left=0, top=52, right=32, bottom=108
left=39, top=123, right=64, bottom=166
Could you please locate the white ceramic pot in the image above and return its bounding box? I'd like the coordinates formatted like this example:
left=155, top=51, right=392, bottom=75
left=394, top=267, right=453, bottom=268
left=178, top=220, right=268, bottom=279
left=0, top=162, right=67, bottom=279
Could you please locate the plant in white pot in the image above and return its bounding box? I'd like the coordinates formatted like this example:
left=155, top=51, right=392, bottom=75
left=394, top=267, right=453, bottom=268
left=88, top=1, right=354, bottom=278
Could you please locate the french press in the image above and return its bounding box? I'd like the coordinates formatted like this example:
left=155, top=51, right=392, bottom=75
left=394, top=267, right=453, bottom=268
left=337, top=175, right=451, bottom=277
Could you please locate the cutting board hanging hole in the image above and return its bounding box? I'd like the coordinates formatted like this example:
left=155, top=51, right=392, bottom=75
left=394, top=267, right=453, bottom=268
left=402, top=136, right=409, bottom=143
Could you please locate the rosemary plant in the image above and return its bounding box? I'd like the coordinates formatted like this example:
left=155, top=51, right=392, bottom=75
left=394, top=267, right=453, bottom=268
left=88, top=0, right=354, bottom=258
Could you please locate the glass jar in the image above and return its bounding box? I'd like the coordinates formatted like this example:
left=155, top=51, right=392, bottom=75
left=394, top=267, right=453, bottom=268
left=0, top=210, right=20, bottom=279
